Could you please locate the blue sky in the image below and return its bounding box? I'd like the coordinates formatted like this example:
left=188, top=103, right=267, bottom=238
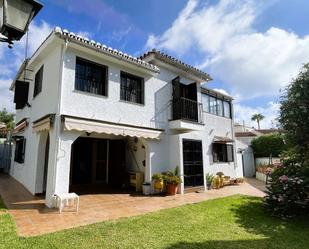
left=1, top=0, right=309, bottom=128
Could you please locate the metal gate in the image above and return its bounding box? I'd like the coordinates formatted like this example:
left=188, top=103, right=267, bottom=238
left=183, top=139, right=204, bottom=188
left=0, top=143, right=12, bottom=173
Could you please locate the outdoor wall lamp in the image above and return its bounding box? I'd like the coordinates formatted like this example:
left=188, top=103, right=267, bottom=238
left=0, top=0, right=43, bottom=48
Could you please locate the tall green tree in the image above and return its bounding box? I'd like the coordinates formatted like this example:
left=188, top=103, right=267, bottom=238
left=0, top=108, right=14, bottom=130
left=279, top=63, right=309, bottom=156
left=264, top=64, right=309, bottom=216
left=251, top=113, right=265, bottom=130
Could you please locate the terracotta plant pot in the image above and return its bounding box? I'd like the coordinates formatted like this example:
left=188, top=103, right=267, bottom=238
left=166, top=183, right=178, bottom=195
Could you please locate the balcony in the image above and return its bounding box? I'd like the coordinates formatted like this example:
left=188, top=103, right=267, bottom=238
left=170, top=97, right=204, bottom=131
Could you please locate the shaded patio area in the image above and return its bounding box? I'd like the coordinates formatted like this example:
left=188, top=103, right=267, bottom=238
left=0, top=174, right=265, bottom=237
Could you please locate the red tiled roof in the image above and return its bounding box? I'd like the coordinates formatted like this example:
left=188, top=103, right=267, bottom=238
left=235, top=132, right=257, bottom=137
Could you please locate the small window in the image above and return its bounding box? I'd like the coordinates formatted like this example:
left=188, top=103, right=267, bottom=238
left=14, top=137, right=26, bottom=163
left=223, top=101, right=231, bottom=118
left=120, top=72, right=144, bottom=104
left=212, top=143, right=234, bottom=163
left=33, top=65, right=44, bottom=97
left=75, top=57, right=108, bottom=96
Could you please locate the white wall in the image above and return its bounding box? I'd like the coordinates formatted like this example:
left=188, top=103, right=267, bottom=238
left=10, top=45, right=62, bottom=194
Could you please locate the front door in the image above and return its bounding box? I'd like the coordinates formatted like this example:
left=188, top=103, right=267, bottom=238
left=183, top=139, right=204, bottom=188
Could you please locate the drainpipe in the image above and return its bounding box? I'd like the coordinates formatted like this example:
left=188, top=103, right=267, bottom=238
left=48, top=38, right=68, bottom=207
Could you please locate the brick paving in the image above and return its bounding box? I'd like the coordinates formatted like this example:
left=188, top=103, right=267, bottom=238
left=0, top=174, right=265, bottom=237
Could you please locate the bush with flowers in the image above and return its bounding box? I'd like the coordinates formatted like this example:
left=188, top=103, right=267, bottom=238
left=264, top=150, right=309, bottom=217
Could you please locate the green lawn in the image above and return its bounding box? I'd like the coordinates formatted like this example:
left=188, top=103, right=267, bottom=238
left=0, top=195, right=308, bottom=249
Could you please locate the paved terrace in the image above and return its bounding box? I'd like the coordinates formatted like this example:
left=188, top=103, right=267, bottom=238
left=0, top=175, right=265, bottom=237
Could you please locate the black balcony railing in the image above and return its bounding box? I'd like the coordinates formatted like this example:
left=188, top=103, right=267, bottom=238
left=172, top=97, right=203, bottom=123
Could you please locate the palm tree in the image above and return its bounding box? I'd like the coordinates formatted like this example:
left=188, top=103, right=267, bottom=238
left=251, top=113, right=264, bottom=130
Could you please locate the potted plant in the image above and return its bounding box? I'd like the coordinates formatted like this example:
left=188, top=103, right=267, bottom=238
left=163, top=166, right=182, bottom=195
left=212, top=176, right=221, bottom=189
left=206, top=173, right=214, bottom=190
left=152, top=173, right=163, bottom=192
left=216, top=172, right=225, bottom=188
left=142, top=182, right=151, bottom=195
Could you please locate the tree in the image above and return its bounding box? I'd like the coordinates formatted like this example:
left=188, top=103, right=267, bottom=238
left=251, top=133, right=285, bottom=164
left=264, top=64, right=309, bottom=217
left=251, top=113, right=265, bottom=130
left=0, top=108, right=14, bottom=130
left=279, top=63, right=309, bottom=155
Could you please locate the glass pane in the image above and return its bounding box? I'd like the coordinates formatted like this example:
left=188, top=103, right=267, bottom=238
left=223, top=101, right=231, bottom=118
left=202, top=94, right=209, bottom=112
left=6, top=0, right=33, bottom=31
left=209, top=96, right=217, bottom=114
left=217, top=99, right=223, bottom=116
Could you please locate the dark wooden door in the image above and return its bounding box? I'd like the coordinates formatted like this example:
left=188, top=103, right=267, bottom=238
left=183, top=139, right=204, bottom=188
left=108, top=139, right=126, bottom=188
left=42, top=134, right=50, bottom=193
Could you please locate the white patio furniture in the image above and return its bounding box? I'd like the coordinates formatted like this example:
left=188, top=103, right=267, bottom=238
left=54, top=193, right=79, bottom=213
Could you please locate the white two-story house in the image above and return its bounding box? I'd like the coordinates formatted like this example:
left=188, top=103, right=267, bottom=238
left=10, top=27, right=243, bottom=207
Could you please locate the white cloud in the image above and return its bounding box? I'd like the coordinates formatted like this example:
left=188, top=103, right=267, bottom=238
left=234, top=101, right=280, bottom=129
left=0, top=78, right=14, bottom=112
left=146, top=0, right=309, bottom=99
left=145, top=0, right=309, bottom=128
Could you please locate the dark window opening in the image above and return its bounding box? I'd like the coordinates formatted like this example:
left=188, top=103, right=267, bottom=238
left=14, top=137, right=26, bottom=164
left=212, top=143, right=234, bottom=163
left=75, top=57, right=108, bottom=96
left=33, top=65, right=44, bottom=98
left=120, top=71, right=144, bottom=104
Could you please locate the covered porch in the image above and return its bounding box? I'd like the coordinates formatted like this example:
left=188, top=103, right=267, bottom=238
left=40, top=115, right=163, bottom=207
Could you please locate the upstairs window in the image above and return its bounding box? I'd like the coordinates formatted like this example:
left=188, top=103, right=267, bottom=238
left=120, top=72, right=144, bottom=104
left=223, top=101, right=231, bottom=118
left=75, top=57, right=108, bottom=96
left=209, top=96, right=217, bottom=114
left=212, top=143, right=234, bottom=163
left=14, top=137, right=26, bottom=164
left=202, top=93, right=232, bottom=119
left=33, top=65, right=43, bottom=98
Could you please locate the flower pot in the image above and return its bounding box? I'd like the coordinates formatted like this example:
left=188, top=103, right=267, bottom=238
left=142, top=183, right=151, bottom=195
left=166, top=183, right=178, bottom=195
left=153, top=179, right=164, bottom=192
left=207, top=183, right=212, bottom=190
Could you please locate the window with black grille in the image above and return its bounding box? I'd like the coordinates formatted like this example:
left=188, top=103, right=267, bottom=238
left=120, top=72, right=144, bottom=104
left=213, top=143, right=234, bottom=163
left=33, top=65, right=44, bottom=98
left=75, top=57, right=108, bottom=96
left=14, top=137, right=26, bottom=164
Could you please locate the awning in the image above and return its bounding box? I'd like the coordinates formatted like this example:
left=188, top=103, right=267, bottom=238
left=63, top=116, right=163, bottom=140
left=33, top=114, right=55, bottom=133
left=213, top=136, right=234, bottom=143
left=13, top=119, right=28, bottom=134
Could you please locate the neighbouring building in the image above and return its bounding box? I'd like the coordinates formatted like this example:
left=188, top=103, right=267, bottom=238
left=235, top=123, right=280, bottom=177
left=10, top=27, right=242, bottom=207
